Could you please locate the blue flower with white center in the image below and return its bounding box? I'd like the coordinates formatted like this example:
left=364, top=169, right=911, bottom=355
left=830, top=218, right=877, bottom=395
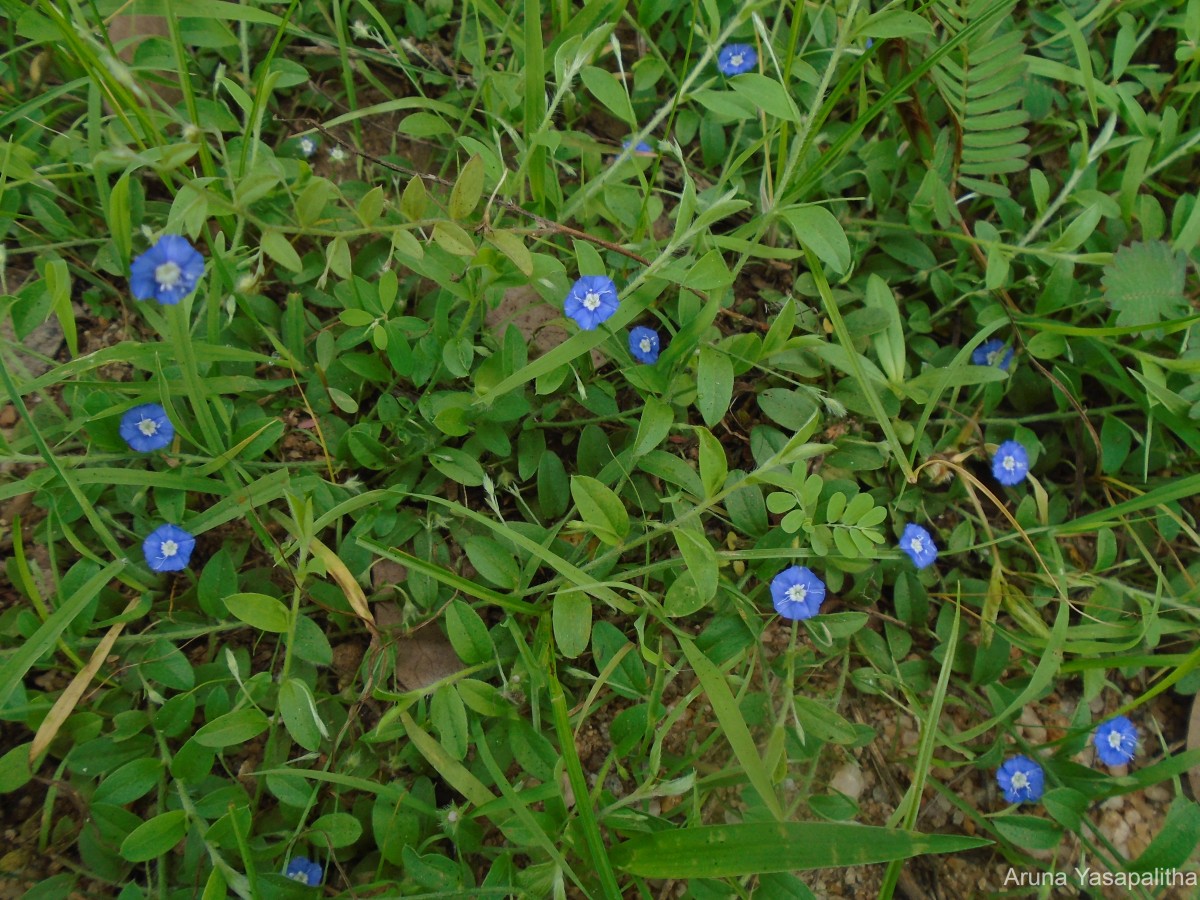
left=717, top=43, right=757, bottom=76
left=621, top=139, right=656, bottom=156
left=143, top=524, right=195, bottom=572
left=899, top=523, right=938, bottom=569
left=284, top=856, right=322, bottom=886
left=996, top=754, right=1044, bottom=804
left=130, top=235, right=205, bottom=306
left=297, top=135, right=318, bottom=158
left=992, top=440, right=1030, bottom=486
left=971, top=338, right=1014, bottom=371
left=1093, top=715, right=1138, bottom=766
left=564, top=275, right=620, bottom=331
left=628, top=326, right=660, bottom=364
left=119, top=403, right=174, bottom=453
left=769, top=565, right=826, bottom=621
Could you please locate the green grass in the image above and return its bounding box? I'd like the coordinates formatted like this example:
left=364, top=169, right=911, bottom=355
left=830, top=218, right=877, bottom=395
left=3, top=0, right=1200, bottom=896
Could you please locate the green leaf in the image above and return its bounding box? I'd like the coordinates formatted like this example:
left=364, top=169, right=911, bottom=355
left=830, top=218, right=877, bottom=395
left=859, top=9, right=934, bottom=38
left=632, top=396, right=674, bottom=457
left=758, top=388, right=818, bottom=432
left=1129, top=797, right=1200, bottom=871
left=684, top=249, right=735, bottom=290
left=309, top=812, right=363, bottom=848
left=863, top=275, right=905, bottom=383
left=224, top=592, right=291, bottom=633
left=696, top=346, right=734, bottom=428
left=992, top=814, right=1063, bottom=851
left=486, top=229, right=533, bottom=276
left=445, top=598, right=494, bottom=665
left=94, top=758, right=163, bottom=805
left=610, top=822, right=989, bottom=877
left=401, top=175, right=428, bottom=220
left=0, top=742, right=32, bottom=794
left=120, top=810, right=188, bottom=863
left=570, top=475, right=630, bottom=545
left=581, top=66, right=635, bottom=124
left=553, top=590, right=592, bottom=659
left=430, top=448, right=486, bottom=486
left=673, top=526, right=718, bottom=603
left=463, top=538, right=519, bottom=591
left=279, top=678, right=328, bottom=752
left=327, top=237, right=352, bottom=279
left=782, top=206, right=851, bottom=274
left=432, top=220, right=476, bottom=257
left=449, top=155, right=485, bottom=220
left=261, top=229, right=302, bottom=272
left=792, top=696, right=859, bottom=744
left=1102, top=241, right=1188, bottom=328
left=679, top=637, right=784, bottom=820
left=430, top=684, right=468, bottom=760
left=762, top=297, right=797, bottom=358
left=696, top=427, right=727, bottom=499
left=664, top=570, right=708, bottom=617
left=358, top=186, right=386, bottom=226
left=729, top=74, right=801, bottom=122
left=193, top=709, right=270, bottom=748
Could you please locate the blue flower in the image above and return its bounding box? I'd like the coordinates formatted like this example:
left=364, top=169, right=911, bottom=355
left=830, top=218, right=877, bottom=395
left=284, top=856, right=323, bottom=886
left=992, top=440, right=1030, bottom=486
left=996, top=755, right=1044, bottom=804
left=769, top=566, right=826, bottom=621
left=717, top=43, right=757, bottom=76
left=621, top=139, right=656, bottom=156
left=1093, top=715, right=1138, bottom=766
left=629, top=326, right=661, bottom=364
left=564, top=275, right=619, bottom=331
left=297, top=135, right=319, bottom=158
left=972, top=338, right=1014, bottom=371
left=119, top=403, right=174, bottom=453
left=143, top=524, right=195, bottom=572
left=130, top=235, right=205, bottom=305
left=866, top=38, right=874, bottom=49
left=899, top=523, right=938, bottom=569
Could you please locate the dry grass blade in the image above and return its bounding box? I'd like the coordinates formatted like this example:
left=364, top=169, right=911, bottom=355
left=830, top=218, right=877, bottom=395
left=311, top=536, right=376, bottom=630
left=29, top=600, right=137, bottom=764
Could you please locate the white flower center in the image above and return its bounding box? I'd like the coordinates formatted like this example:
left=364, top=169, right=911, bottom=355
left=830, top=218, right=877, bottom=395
left=1003, top=455, right=1016, bottom=472
left=155, top=261, right=181, bottom=289
left=910, top=537, right=924, bottom=554
left=161, top=540, right=178, bottom=557
left=1107, top=731, right=1125, bottom=750
left=583, top=291, right=602, bottom=311
left=730, top=53, right=744, bottom=67
left=288, top=872, right=309, bottom=883
left=786, top=584, right=808, bottom=604
left=1011, top=771, right=1028, bottom=790
left=137, top=417, right=159, bottom=437
left=639, top=337, right=653, bottom=353
left=987, top=349, right=1001, bottom=366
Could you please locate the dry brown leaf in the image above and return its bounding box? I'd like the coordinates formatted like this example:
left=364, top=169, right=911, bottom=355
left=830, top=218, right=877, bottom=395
left=486, top=285, right=606, bottom=367
left=391, top=628, right=464, bottom=692
left=370, top=558, right=409, bottom=591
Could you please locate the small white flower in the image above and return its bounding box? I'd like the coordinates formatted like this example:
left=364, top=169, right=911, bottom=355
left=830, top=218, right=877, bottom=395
left=350, top=19, right=371, bottom=41
left=329, top=145, right=347, bottom=163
